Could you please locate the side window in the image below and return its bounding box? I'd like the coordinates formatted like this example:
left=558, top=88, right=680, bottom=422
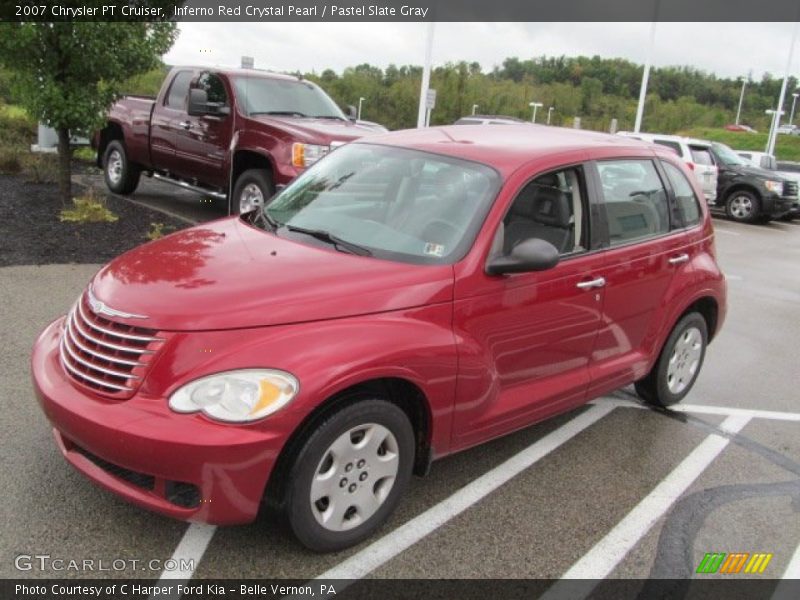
left=662, top=162, right=702, bottom=228
left=166, top=71, right=193, bottom=109
left=653, top=140, right=682, bottom=156
left=689, top=146, right=714, bottom=166
left=196, top=72, right=229, bottom=107
left=497, top=167, right=587, bottom=256
left=597, top=160, right=670, bottom=245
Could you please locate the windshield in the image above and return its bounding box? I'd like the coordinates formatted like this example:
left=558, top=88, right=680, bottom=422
left=233, top=76, right=346, bottom=119
left=712, top=142, right=748, bottom=166
left=264, top=143, right=502, bottom=265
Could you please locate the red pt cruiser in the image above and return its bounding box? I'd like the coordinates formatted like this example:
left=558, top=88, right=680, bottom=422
left=32, top=126, right=726, bottom=551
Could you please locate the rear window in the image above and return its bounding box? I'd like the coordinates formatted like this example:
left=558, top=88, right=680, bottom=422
left=653, top=140, right=682, bottom=156
left=662, top=162, right=702, bottom=228
left=689, top=147, right=714, bottom=166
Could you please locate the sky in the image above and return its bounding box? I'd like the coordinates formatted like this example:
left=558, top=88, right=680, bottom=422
left=164, top=22, right=799, bottom=81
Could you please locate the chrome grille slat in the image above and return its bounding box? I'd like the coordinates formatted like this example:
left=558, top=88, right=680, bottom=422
left=77, top=300, right=163, bottom=343
left=59, top=290, right=166, bottom=398
left=61, top=335, right=141, bottom=380
left=65, top=319, right=145, bottom=367
left=69, top=309, right=153, bottom=355
left=60, top=340, right=133, bottom=392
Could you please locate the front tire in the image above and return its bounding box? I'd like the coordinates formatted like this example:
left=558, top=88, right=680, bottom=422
left=635, top=312, right=708, bottom=408
left=725, top=190, right=760, bottom=223
left=285, top=399, right=414, bottom=552
left=103, top=140, right=141, bottom=195
left=231, top=169, right=274, bottom=215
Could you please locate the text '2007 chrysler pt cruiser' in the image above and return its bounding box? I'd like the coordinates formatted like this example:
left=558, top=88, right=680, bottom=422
left=32, top=125, right=726, bottom=551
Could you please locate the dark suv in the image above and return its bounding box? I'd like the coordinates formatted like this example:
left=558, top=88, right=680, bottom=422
left=708, top=142, right=796, bottom=223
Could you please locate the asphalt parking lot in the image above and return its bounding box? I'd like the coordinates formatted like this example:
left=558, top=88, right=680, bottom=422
left=2, top=178, right=799, bottom=595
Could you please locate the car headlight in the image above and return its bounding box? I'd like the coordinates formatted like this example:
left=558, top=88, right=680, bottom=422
left=764, top=180, right=784, bottom=194
left=292, top=143, right=329, bottom=168
left=168, top=369, right=299, bottom=423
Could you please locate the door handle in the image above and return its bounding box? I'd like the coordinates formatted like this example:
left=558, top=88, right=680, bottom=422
left=576, top=277, right=606, bottom=290
left=179, top=121, right=191, bottom=130
left=668, top=253, right=690, bottom=265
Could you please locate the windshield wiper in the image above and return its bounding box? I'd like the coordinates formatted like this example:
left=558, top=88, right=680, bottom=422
left=312, top=115, right=347, bottom=121
left=284, top=224, right=372, bottom=256
left=250, top=110, right=308, bottom=118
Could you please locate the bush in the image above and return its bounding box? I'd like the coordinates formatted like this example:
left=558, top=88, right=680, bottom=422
left=20, top=152, right=58, bottom=183
left=145, top=222, right=175, bottom=241
left=59, top=192, right=118, bottom=223
left=0, top=148, right=22, bottom=174
left=0, top=103, right=35, bottom=148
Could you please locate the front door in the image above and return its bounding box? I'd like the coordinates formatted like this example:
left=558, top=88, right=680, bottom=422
left=451, top=163, right=605, bottom=449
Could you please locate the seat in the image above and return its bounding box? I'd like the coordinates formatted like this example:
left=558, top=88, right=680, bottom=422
left=504, top=184, right=573, bottom=253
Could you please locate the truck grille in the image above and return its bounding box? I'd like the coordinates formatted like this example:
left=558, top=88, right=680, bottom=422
left=783, top=181, right=798, bottom=198
left=59, top=292, right=165, bottom=398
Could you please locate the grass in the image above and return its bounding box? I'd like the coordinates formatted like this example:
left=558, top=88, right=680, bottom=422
left=73, top=146, right=97, bottom=163
left=145, top=222, right=175, bottom=241
left=60, top=191, right=118, bottom=223
left=680, top=127, right=800, bottom=162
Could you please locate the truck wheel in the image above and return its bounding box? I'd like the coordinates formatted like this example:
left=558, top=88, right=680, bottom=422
left=231, top=169, right=274, bottom=214
left=285, top=399, right=414, bottom=552
left=725, top=190, right=760, bottom=223
left=103, top=140, right=141, bottom=195
left=635, top=312, right=708, bottom=408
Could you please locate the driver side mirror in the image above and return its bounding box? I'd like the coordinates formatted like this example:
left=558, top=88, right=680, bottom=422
left=346, top=105, right=358, bottom=122
left=486, top=238, right=560, bottom=275
left=188, top=88, right=209, bottom=116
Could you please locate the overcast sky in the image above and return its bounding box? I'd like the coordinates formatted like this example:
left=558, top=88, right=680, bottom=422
left=164, top=22, right=798, bottom=81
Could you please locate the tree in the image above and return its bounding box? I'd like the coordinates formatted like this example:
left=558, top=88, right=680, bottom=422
left=0, top=17, right=177, bottom=202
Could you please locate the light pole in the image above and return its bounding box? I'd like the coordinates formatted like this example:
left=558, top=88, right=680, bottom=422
left=416, top=21, right=435, bottom=128
left=791, top=92, right=799, bottom=125
left=767, top=20, right=799, bottom=156
left=472, top=104, right=479, bottom=115
left=634, top=0, right=660, bottom=133
left=735, top=78, right=747, bottom=126
left=357, top=97, right=365, bottom=121
left=547, top=106, right=554, bottom=125
left=529, top=101, right=543, bottom=123
left=766, top=109, right=785, bottom=154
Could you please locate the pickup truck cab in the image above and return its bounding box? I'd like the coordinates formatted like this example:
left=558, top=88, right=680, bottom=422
left=96, top=67, right=382, bottom=213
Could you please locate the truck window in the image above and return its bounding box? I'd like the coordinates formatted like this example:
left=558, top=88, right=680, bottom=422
left=689, top=146, right=714, bottom=166
left=653, top=140, right=682, bottom=156
left=196, top=72, right=228, bottom=107
left=166, top=71, right=193, bottom=109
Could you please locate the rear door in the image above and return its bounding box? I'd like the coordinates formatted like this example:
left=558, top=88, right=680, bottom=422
left=150, top=70, right=194, bottom=173
left=172, top=71, right=232, bottom=188
left=688, top=144, right=718, bottom=202
left=585, top=157, right=692, bottom=397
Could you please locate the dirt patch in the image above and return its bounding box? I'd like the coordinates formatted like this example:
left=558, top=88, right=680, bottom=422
left=0, top=172, right=191, bottom=267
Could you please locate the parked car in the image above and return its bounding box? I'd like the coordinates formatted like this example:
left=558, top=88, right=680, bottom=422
left=737, top=151, right=800, bottom=219
left=33, top=126, right=726, bottom=552
left=617, top=132, right=718, bottom=203
left=707, top=142, right=796, bottom=222
left=453, top=115, right=527, bottom=125
left=94, top=66, right=383, bottom=213
left=724, top=124, right=757, bottom=133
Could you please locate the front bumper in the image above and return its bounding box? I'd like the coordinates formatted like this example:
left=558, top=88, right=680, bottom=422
left=31, top=318, right=284, bottom=525
left=762, top=193, right=794, bottom=218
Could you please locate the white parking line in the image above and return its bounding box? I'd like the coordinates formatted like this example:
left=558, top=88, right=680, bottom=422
left=150, top=523, right=217, bottom=599
left=313, top=403, right=616, bottom=585
left=539, top=414, right=751, bottom=599
left=771, top=541, right=800, bottom=600
left=595, top=396, right=800, bottom=422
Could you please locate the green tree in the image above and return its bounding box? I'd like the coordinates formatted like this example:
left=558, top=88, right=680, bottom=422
left=0, top=16, right=177, bottom=202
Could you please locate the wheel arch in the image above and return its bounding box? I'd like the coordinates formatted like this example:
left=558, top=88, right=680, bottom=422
left=231, top=149, right=275, bottom=188
left=722, top=183, right=762, bottom=204
left=262, top=376, right=432, bottom=512
left=96, top=121, right=125, bottom=168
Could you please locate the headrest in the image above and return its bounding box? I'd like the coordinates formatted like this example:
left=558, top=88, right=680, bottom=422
left=532, top=187, right=572, bottom=228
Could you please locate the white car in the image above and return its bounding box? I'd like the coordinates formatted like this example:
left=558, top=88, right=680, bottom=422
left=617, top=132, right=718, bottom=203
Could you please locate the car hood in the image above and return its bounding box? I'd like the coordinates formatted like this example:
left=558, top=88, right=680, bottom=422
left=729, top=164, right=780, bottom=180
left=90, top=218, right=454, bottom=331
left=249, top=115, right=384, bottom=144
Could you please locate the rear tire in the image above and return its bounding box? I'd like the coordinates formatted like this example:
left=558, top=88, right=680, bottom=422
left=231, top=169, right=274, bottom=215
left=635, top=312, right=708, bottom=408
left=725, top=190, right=760, bottom=223
left=285, top=399, right=414, bottom=552
left=103, top=140, right=140, bottom=195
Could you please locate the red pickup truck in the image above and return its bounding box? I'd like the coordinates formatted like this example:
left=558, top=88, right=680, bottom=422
left=95, top=66, right=385, bottom=213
